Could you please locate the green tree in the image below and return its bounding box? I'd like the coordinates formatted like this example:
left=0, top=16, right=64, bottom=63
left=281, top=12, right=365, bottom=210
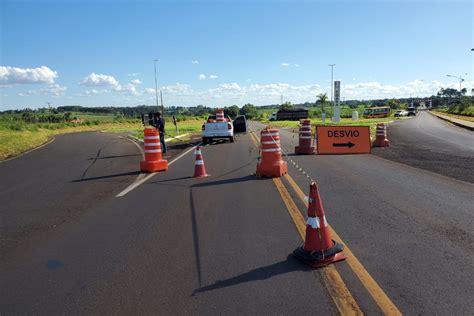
left=387, top=98, right=400, bottom=109
left=225, top=105, right=240, bottom=118
left=64, top=112, right=72, bottom=122
left=316, top=93, right=328, bottom=114
left=240, top=103, right=258, bottom=119
left=279, top=101, right=293, bottom=110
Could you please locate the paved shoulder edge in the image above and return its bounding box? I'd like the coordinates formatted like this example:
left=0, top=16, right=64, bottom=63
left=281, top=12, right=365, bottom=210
left=428, top=111, right=474, bottom=131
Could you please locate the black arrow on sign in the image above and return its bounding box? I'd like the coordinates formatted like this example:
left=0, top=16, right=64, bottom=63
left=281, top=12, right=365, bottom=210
left=332, top=142, right=355, bottom=148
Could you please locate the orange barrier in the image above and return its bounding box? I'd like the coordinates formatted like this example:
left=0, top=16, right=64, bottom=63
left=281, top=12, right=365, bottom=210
left=293, top=182, right=346, bottom=268
left=295, top=119, right=315, bottom=154
left=140, top=128, right=168, bottom=173
left=193, top=146, right=209, bottom=178
left=215, top=108, right=226, bottom=122
left=256, top=127, right=288, bottom=177
left=373, top=123, right=390, bottom=147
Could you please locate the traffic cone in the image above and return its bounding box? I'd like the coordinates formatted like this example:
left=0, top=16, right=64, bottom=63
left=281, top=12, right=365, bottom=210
left=256, top=127, right=288, bottom=177
left=373, top=123, right=390, bottom=147
left=293, top=182, right=346, bottom=268
left=295, top=119, right=315, bottom=154
left=140, top=128, right=168, bottom=173
left=193, top=146, right=209, bottom=178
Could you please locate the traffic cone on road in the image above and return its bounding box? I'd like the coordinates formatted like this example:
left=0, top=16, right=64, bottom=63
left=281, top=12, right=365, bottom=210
left=140, top=128, right=168, bottom=173
left=256, top=127, right=288, bottom=177
left=295, top=119, right=315, bottom=154
left=373, top=123, right=390, bottom=147
left=193, top=146, right=209, bottom=178
left=293, top=182, right=346, bottom=268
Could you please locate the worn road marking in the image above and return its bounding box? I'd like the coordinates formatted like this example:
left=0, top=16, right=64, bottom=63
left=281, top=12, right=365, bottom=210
left=249, top=130, right=363, bottom=315
left=116, top=144, right=199, bottom=197
left=284, top=173, right=401, bottom=316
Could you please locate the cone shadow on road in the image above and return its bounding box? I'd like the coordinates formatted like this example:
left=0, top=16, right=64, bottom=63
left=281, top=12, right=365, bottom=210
left=191, top=175, right=256, bottom=188
left=71, top=171, right=141, bottom=182
left=87, top=153, right=142, bottom=160
left=189, top=187, right=202, bottom=288
left=192, top=255, right=311, bottom=296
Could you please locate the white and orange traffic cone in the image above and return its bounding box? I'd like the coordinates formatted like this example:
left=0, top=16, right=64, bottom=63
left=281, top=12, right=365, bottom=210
left=293, top=182, right=346, bottom=268
left=193, top=146, right=209, bottom=178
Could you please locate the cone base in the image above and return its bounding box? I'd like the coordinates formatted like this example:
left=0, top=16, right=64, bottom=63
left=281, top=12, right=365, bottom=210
left=256, top=161, right=288, bottom=178
left=293, top=241, right=346, bottom=268
left=295, top=146, right=316, bottom=155
left=372, top=139, right=390, bottom=147
left=194, top=173, right=210, bottom=178
left=140, top=160, right=168, bottom=173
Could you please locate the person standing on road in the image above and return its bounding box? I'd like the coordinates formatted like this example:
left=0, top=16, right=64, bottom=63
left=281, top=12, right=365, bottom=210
left=153, top=112, right=167, bottom=154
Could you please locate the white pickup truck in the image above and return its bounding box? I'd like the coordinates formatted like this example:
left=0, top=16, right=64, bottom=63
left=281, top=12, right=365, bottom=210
left=202, top=115, right=234, bottom=144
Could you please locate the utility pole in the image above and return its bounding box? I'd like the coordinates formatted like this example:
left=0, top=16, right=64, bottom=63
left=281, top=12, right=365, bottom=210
left=47, top=102, right=51, bottom=124
left=160, top=90, right=164, bottom=117
left=280, top=94, right=283, bottom=105
left=154, top=59, right=160, bottom=113
left=446, top=74, right=465, bottom=93
left=329, top=64, right=335, bottom=106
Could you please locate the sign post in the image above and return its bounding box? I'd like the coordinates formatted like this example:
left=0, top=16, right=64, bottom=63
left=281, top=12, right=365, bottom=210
left=316, top=125, right=371, bottom=154
left=333, top=81, right=341, bottom=123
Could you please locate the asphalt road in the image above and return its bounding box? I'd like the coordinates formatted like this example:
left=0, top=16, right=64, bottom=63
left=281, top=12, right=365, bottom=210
left=1, top=125, right=473, bottom=314
left=372, top=111, right=474, bottom=183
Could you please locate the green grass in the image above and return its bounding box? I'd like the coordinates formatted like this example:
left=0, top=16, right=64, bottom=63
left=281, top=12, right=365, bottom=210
left=132, top=119, right=204, bottom=141
left=69, top=112, right=117, bottom=122
left=0, top=121, right=142, bottom=160
left=259, top=116, right=407, bottom=139
left=433, top=109, right=474, bottom=122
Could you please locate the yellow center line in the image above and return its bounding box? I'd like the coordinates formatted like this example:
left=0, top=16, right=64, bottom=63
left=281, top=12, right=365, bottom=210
left=283, top=173, right=402, bottom=316
left=249, top=130, right=363, bottom=315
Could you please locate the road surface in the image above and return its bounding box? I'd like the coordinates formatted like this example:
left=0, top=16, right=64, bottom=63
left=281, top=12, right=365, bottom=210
left=1, top=126, right=473, bottom=314
left=372, top=111, right=474, bottom=183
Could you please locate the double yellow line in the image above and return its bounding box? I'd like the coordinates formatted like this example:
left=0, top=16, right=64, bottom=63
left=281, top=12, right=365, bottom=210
left=248, top=131, right=401, bottom=316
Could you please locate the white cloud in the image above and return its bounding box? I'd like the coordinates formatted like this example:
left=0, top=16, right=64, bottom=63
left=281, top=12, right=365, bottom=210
left=130, top=79, right=142, bottom=85
left=0, top=66, right=57, bottom=85
left=145, top=88, right=156, bottom=94
left=294, top=64, right=300, bottom=67
left=116, top=83, right=140, bottom=96
left=192, top=60, right=199, bottom=64
left=198, top=74, right=206, bottom=80
left=80, top=73, right=119, bottom=87
left=127, top=73, right=139, bottom=77
left=18, top=84, right=67, bottom=97
left=209, top=74, right=218, bottom=80
left=280, top=63, right=290, bottom=67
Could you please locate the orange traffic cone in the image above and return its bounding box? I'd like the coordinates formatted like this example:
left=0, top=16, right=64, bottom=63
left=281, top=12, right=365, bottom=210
left=256, top=127, right=288, bottom=177
left=293, top=182, right=346, bottom=268
left=193, top=146, right=209, bottom=178
left=373, top=123, right=390, bottom=147
left=140, top=128, right=168, bottom=173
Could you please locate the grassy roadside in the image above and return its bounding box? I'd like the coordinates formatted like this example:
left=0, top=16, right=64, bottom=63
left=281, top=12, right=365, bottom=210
left=432, top=110, right=474, bottom=123
left=259, top=116, right=409, bottom=138
left=0, top=119, right=204, bottom=161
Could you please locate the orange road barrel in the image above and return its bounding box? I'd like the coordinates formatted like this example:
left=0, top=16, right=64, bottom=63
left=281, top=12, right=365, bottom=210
left=373, top=123, right=390, bottom=147
left=256, top=127, right=288, bottom=177
left=140, top=128, right=168, bottom=173
left=295, top=120, right=315, bottom=154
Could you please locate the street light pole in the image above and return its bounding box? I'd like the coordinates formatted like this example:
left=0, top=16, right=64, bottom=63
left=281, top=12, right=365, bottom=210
left=328, top=64, right=335, bottom=107
left=446, top=74, right=465, bottom=92
left=154, top=59, right=160, bottom=113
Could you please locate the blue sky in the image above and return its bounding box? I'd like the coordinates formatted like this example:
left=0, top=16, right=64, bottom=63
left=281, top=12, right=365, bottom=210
left=1, top=0, right=473, bottom=110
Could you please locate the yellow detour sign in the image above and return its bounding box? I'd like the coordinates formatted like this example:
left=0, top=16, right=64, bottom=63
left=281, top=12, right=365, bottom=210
left=316, top=126, right=371, bottom=154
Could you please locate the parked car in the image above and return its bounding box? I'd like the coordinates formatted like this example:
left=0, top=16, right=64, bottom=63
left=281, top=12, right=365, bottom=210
left=202, top=115, right=234, bottom=143
left=407, top=107, right=418, bottom=116
left=233, top=115, right=247, bottom=133
left=394, top=110, right=408, bottom=117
